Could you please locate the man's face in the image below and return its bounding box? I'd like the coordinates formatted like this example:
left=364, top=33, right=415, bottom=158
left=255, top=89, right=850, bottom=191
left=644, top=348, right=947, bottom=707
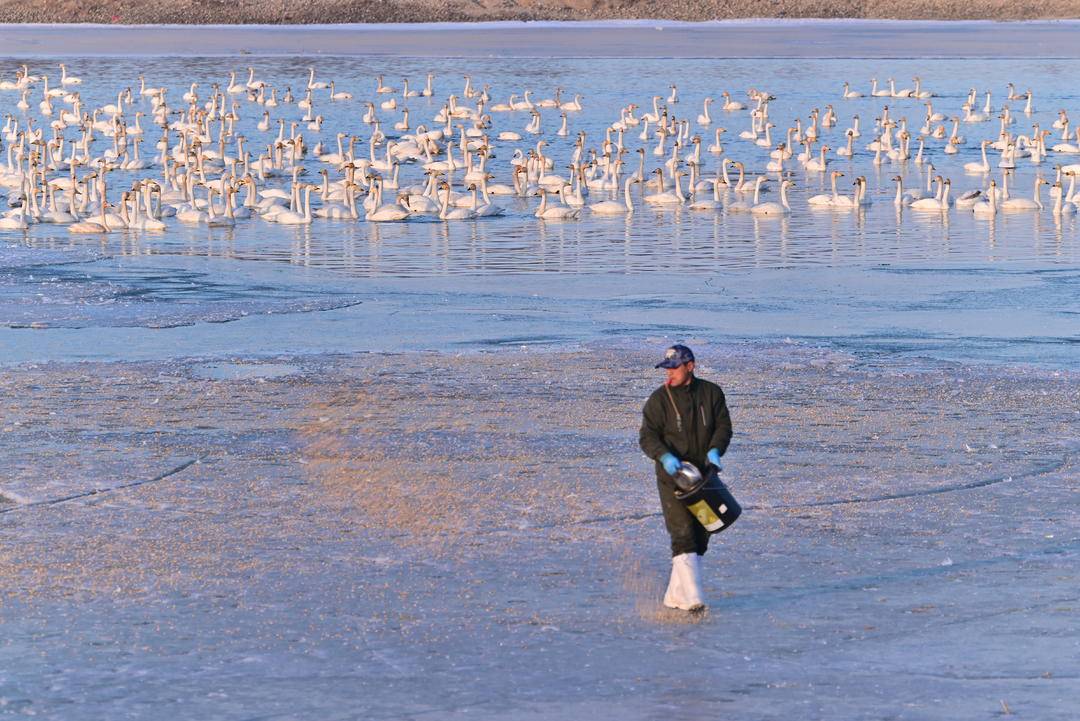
left=665, top=360, right=694, bottom=387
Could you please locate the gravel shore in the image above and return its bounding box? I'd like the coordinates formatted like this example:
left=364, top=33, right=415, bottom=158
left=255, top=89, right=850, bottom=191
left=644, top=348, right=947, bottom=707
left=0, top=0, right=1078, bottom=24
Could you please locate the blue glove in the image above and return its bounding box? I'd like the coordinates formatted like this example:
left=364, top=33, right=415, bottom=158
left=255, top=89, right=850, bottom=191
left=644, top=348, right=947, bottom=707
left=707, top=448, right=723, bottom=471
left=659, top=453, right=681, bottom=476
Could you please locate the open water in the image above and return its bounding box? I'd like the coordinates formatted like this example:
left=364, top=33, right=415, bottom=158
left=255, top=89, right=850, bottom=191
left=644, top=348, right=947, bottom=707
left=0, top=26, right=1077, bottom=367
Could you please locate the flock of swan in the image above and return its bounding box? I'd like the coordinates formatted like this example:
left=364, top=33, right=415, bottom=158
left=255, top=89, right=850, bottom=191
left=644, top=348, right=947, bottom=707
left=1, top=62, right=1079, bottom=235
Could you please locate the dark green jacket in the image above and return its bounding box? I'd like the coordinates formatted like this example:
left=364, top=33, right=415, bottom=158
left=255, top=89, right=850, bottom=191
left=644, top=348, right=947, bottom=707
left=639, top=376, right=733, bottom=479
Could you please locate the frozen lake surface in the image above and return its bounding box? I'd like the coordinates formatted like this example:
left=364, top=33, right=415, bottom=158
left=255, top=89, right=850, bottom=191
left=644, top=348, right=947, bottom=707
left=1, top=22, right=1078, bottom=721
left=2, top=348, right=1078, bottom=721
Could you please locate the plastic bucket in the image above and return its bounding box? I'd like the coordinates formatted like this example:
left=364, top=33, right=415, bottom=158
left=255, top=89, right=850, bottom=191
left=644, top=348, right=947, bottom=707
left=674, top=465, right=742, bottom=534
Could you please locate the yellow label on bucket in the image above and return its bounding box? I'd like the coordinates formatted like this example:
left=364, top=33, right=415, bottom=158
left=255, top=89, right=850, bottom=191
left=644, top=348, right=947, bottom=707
left=687, top=500, right=724, bottom=531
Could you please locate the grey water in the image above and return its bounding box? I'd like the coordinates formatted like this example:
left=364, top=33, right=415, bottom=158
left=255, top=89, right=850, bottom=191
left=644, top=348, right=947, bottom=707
left=0, top=40, right=1077, bottom=367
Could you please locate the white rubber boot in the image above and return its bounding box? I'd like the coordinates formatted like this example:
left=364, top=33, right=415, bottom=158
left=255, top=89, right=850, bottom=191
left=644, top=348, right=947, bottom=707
left=663, top=553, right=706, bottom=611
left=663, top=559, right=683, bottom=609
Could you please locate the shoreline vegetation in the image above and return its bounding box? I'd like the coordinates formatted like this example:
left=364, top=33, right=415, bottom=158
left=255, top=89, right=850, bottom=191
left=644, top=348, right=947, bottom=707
left=0, top=1, right=1078, bottom=24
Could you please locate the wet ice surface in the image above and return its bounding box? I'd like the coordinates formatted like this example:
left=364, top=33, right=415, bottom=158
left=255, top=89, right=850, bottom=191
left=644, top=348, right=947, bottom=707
left=1, top=348, right=1078, bottom=719
left=0, top=251, right=365, bottom=328
left=1, top=22, right=1079, bottom=720
left=4, top=260, right=1077, bottom=367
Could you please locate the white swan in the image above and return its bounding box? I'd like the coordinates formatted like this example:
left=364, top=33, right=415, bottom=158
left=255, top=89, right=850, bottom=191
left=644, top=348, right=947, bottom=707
left=1051, top=127, right=1080, bottom=154
left=953, top=185, right=984, bottom=209
left=891, top=175, right=913, bottom=207
left=205, top=188, right=236, bottom=228
left=836, top=129, right=855, bottom=158
left=1050, top=182, right=1077, bottom=215
left=912, top=76, right=932, bottom=99
left=964, top=140, right=992, bottom=173
left=687, top=174, right=721, bottom=211
left=697, top=97, right=713, bottom=126
left=1000, top=177, right=1045, bottom=211
left=765, top=145, right=786, bottom=173
left=971, top=181, right=998, bottom=216
left=854, top=175, right=872, bottom=206
left=275, top=184, right=315, bottom=224
left=889, top=78, right=913, bottom=98
left=642, top=169, right=685, bottom=205
left=720, top=91, right=745, bottom=111
left=472, top=176, right=506, bottom=217
left=58, top=63, right=81, bottom=86
left=589, top=177, right=639, bottom=215
left=727, top=176, right=765, bottom=213
left=368, top=180, right=411, bottom=221
left=329, top=81, right=352, bottom=102
left=226, top=70, right=245, bottom=95
left=0, top=203, right=29, bottom=230
left=307, top=68, right=329, bottom=90
left=560, top=93, right=583, bottom=112
left=911, top=179, right=951, bottom=211
left=67, top=201, right=111, bottom=233
left=809, top=171, right=845, bottom=206
left=750, top=179, right=792, bottom=215
left=804, top=145, right=830, bottom=172
left=534, top=188, right=580, bottom=220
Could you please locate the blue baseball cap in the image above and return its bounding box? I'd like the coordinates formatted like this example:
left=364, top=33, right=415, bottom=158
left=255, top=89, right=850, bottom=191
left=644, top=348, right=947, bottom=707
left=656, top=344, right=695, bottom=369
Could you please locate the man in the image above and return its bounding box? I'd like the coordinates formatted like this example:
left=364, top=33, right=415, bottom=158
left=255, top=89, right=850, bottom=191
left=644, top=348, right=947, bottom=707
left=639, top=344, right=733, bottom=612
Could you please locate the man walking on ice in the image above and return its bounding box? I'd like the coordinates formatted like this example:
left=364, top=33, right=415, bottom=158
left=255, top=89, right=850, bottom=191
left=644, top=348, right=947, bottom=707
left=639, top=344, right=733, bottom=612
